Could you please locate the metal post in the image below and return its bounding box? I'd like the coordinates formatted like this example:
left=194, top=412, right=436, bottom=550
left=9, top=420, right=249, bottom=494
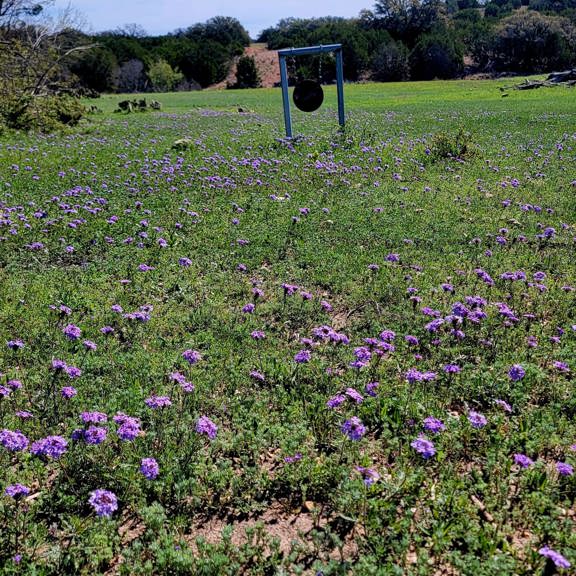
left=335, top=48, right=345, bottom=128
left=279, top=55, right=292, bottom=138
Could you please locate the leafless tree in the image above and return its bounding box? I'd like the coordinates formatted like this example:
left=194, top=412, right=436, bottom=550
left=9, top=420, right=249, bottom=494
left=0, top=1, right=95, bottom=100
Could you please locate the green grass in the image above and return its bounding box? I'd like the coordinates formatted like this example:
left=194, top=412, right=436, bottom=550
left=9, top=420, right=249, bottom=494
left=0, top=80, right=574, bottom=575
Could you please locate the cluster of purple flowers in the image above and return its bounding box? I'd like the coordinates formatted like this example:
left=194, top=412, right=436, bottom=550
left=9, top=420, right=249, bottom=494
left=114, top=412, right=142, bottom=441
left=341, top=417, right=367, bottom=441
left=196, top=416, right=218, bottom=440
left=182, top=349, right=201, bottom=365
left=0, top=429, right=29, bottom=452
left=89, top=489, right=118, bottom=518
left=5, top=484, right=30, bottom=499
left=140, top=458, right=160, bottom=480
left=30, top=435, right=68, bottom=459
left=145, top=395, right=172, bottom=409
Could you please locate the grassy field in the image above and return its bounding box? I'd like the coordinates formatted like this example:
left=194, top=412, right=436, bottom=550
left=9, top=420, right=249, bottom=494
left=0, top=80, right=575, bottom=575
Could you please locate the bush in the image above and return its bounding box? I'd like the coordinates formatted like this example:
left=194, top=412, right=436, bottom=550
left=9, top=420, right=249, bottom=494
left=428, top=127, right=478, bottom=161
left=372, top=41, right=410, bottom=81
left=0, top=95, right=85, bottom=132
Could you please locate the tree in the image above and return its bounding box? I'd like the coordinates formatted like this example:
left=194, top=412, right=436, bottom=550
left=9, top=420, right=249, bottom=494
left=493, top=10, right=576, bottom=72
left=373, top=0, right=447, bottom=46
left=70, top=47, right=117, bottom=92
left=113, top=58, right=147, bottom=92
left=409, top=31, right=464, bottom=78
left=372, top=40, right=410, bottom=80
left=148, top=58, right=183, bottom=92
left=231, top=55, right=261, bottom=88
left=0, top=3, right=95, bottom=100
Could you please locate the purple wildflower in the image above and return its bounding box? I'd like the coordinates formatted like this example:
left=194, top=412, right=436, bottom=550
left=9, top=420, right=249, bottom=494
left=355, top=466, right=380, bottom=486
left=538, top=547, right=571, bottom=569
left=65, top=365, right=82, bottom=379
left=83, top=340, right=97, bottom=351
left=116, top=418, right=141, bottom=441
left=81, top=411, right=107, bottom=424
left=0, top=429, right=29, bottom=452
left=556, top=462, right=573, bottom=476
left=423, top=417, right=446, bottom=434
left=182, top=349, right=201, bottom=365
left=411, top=436, right=436, bottom=459
left=365, top=381, right=380, bottom=397
left=444, top=364, right=461, bottom=374
left=5, top=484, right=30, bottom=499
left=326, top=394, right=346, bottom=408
left=513, top=454, right=534, bottom=468
left=30, top=435, right=68, bottom=459
left=341, top=417, right=367, bottom=441
left=468, top=411, right=487, bottom=429
left=345, top=387, right=364, bottom=404
left=145, top=396, right=172, bottom=409
left=61, top=386, right=77, bottom=399
left=83, top=426, right=107, bottom=445
left=52, top=358, right=67, bottom=371
left=140, top=458, right=159, bottom=480
left=7, top=339, right=24, bottom=350
left=196, top=416, right=218, bottom=440
left=508, top=364, right=525, bottom=381
left=495, top=399, right=512, bottom=413
left=63, top=324, right=81, bottom=340
left=89, top=489, right=118, bottom=518
left=249, top=370, right=265, bottom=382
left=294, top=349, right=311, bottom=363
left=284, top=452, right=303, bottom=464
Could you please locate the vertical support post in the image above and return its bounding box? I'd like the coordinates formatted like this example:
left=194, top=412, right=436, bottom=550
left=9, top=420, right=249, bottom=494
left=279, top=55, right=292, bottom=138
left=335, top=48, right=345, bottom=128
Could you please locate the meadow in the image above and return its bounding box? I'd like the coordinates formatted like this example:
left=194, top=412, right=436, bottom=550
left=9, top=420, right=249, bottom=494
left=0, top=79, right=575, bottom=575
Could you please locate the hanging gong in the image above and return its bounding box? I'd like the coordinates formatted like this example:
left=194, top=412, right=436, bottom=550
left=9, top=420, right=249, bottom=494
left=293, top=79, right=324, bottom=112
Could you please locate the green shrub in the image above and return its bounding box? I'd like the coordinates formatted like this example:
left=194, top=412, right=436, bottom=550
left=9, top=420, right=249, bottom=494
left=230, top=55, right=261, bottom=89
left=428, top=127, right=478, bottom=161
left=0, top=95, right=85, bottom=132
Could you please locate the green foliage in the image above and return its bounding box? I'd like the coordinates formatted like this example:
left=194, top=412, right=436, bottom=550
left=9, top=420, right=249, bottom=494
left=70, top=48, right=118, bottom=93
left=371, top=40, right=410, bottom=81
left=427, top=127, right=478, bottom=160
left=409, top=31, right=465, bottom=79
left=493, top=10, right=576, bottom=72
left=148, top=59, right=184, bottom=92
left=231, top=55, right=261, bottom=89
left=0, top=94, right=85, bottom=132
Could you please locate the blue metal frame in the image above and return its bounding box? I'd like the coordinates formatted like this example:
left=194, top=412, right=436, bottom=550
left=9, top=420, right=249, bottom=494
left=278, top=44, right=345, bottom=138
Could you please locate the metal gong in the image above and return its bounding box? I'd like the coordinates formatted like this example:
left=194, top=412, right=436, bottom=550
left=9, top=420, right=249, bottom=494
left=293, top=79, right=324, bottom=112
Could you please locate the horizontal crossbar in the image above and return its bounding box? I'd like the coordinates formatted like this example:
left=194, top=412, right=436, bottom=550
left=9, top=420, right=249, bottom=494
left=277, top=44, right=342, bottom=57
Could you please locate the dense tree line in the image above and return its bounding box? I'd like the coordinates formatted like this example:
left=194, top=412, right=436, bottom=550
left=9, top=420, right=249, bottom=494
left=259, top=1, right=576, bottom=82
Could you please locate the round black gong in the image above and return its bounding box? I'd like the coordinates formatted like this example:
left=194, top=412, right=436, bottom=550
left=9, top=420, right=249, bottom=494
left=293, top=79, right=324, bottom=112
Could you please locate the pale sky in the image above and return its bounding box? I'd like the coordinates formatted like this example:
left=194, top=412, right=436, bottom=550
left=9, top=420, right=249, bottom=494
left=54, top=0, right=373, bottom=38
